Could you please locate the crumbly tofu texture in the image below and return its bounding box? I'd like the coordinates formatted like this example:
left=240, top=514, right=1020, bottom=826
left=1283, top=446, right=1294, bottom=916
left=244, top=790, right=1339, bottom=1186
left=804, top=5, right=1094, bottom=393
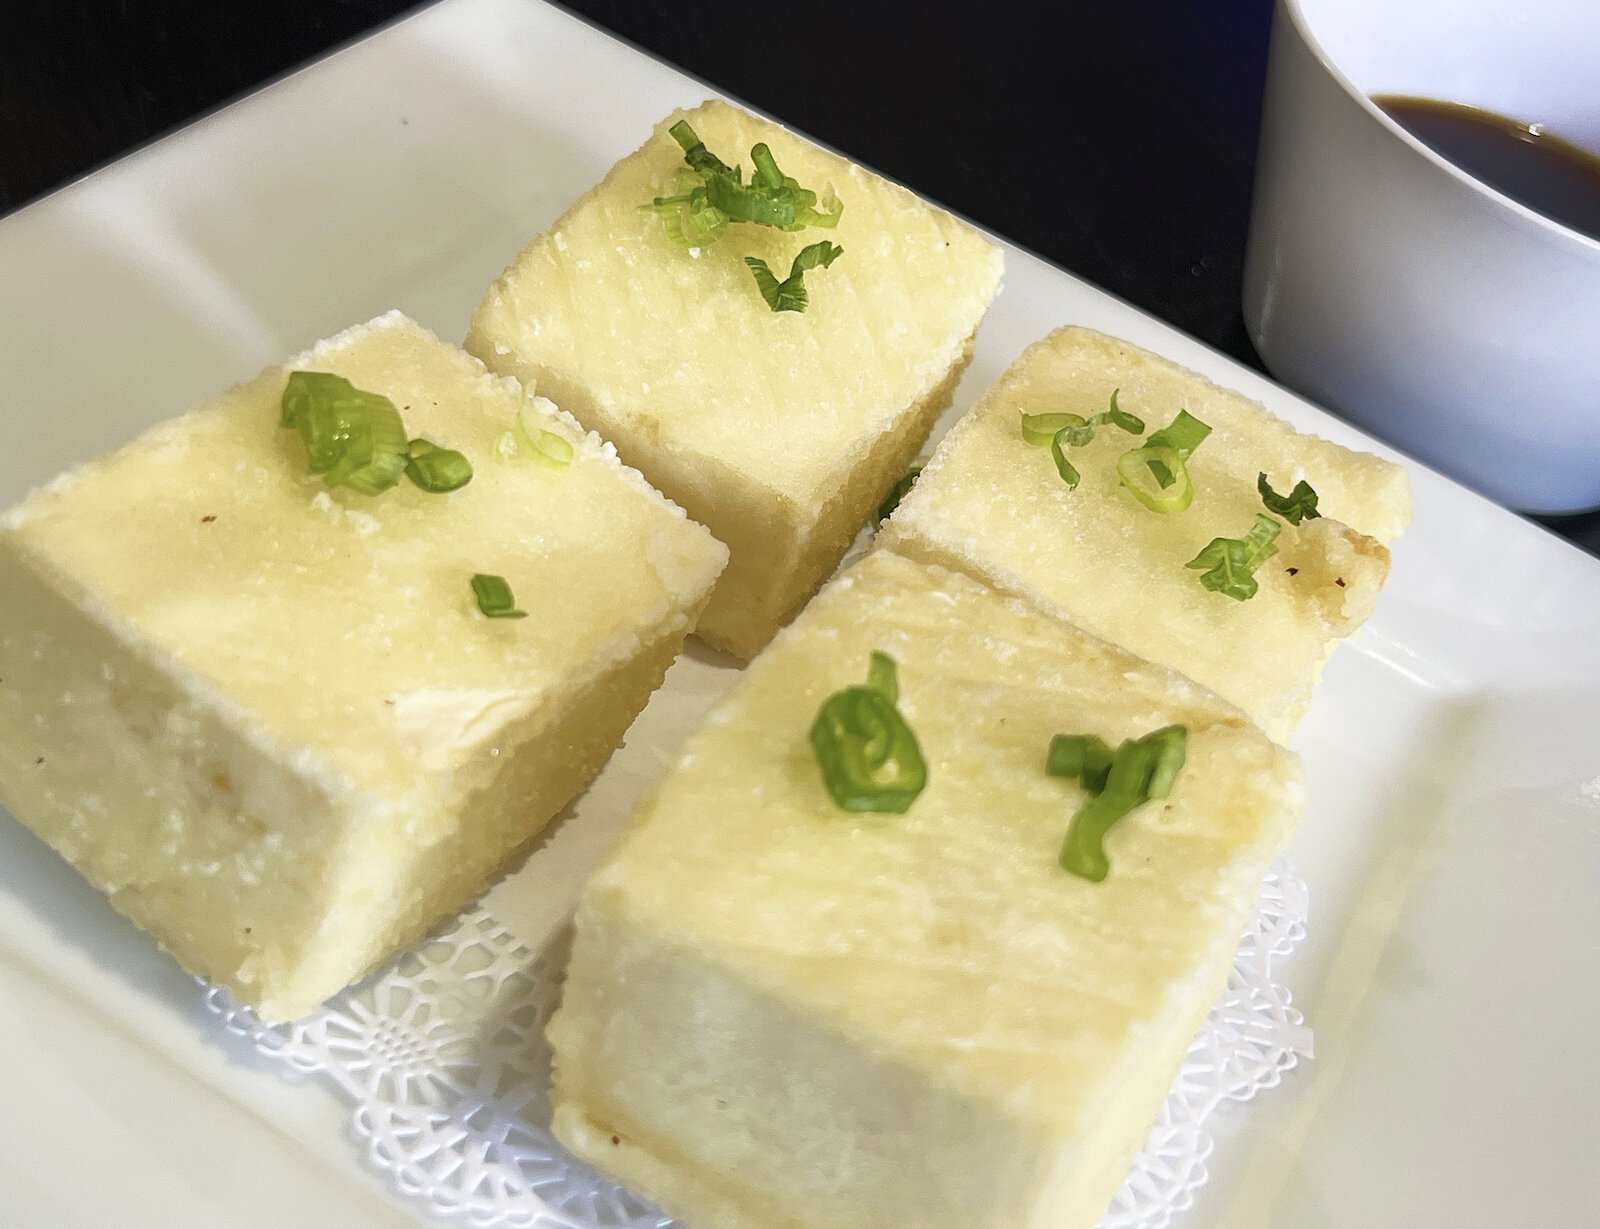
left=0, top=311, right=726, bottom=1020
left=548, top=549, right=1301, bottom=1229
left=880, top=326, right=1412, bottom=741
left=467, top=99, right=1003, bottom=659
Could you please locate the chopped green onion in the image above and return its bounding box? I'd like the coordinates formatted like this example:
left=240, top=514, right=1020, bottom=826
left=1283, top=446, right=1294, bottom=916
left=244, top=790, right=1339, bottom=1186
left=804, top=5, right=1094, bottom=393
left=668, top=119, right=735, bottom=178
left=1116, top=445, right=1192, bottom=512
left=1019, top=390, right=1145, bottom=450
left=715, top=138, right=843, bottom=230
left=1046, top=733, right=1114, bottom=794
left=1258, top=472, right=1321, bottom=524
left=1186, top=513, right=1282, bottom=601
left=1141, top=727, right=1189, bottom=801
left=746, top=241, right=844, bottom=313
left=1050, top=430, right=1082, bottom=489
left=706, top=163, right=799, bottom=229
left=471, top=573, right=527, bottom=620
left=404, top=438, right=473, bottom=493
left=705, top=141, right=810, bottom=228
left=1146, top=409, right=1212, bottom=457
left=1112, top=407, right=1208, bottom=511
left=650, top=122, right=844, bottom=310
left=1057, top=725, right=1188, bottom=882
left=750, top=142, right=784, bottom=189
left=279, top=370, right=337, bottom=431
left=651, top=122, right=843, bottom=250
left=1058, top=421, right=1098, bottom=448
left=866, top=650, right=899, bottom=703
left=802, top=186, right=845, bottom=230
left=809, top=652, right=927, bottom=814
left=876, top=465, right=922, bottom=525
left=1020, top=411, right=1088, bottom=446
left=499, top=401, right=575, bottom=471
left=1141, top=409, right=1213, bottom=488
left=520, top=427, right=574, bottom=471
left=1102, top=390, right=1146, bottom=435
left=280, top=371, right=410, bottom=496
left=645, top=167, right=730, bottom=250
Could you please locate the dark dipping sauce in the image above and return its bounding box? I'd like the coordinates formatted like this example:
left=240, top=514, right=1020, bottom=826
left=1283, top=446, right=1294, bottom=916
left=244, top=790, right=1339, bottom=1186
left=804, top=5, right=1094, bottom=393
left=1374, top=95, right=1600, bottom=243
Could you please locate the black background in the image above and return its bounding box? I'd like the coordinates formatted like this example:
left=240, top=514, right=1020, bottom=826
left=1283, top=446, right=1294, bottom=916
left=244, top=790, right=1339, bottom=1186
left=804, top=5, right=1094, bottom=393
left=2, top=0, right=1596, bottom=551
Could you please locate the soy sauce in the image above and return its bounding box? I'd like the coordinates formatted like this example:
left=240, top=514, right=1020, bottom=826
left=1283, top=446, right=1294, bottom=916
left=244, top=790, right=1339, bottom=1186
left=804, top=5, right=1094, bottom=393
left=1374, top=96, right=1600, bottom=243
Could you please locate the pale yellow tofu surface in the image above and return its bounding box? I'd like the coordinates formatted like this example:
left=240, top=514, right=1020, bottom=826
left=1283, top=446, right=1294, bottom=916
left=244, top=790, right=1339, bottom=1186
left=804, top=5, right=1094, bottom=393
left=548, top=549, right=1301, bottom=1229
left=468, top=99, right=1003, bottom=658
left=0, top=312, right=726, bottom=1019
left=880, top=327, right=1411, bottom=740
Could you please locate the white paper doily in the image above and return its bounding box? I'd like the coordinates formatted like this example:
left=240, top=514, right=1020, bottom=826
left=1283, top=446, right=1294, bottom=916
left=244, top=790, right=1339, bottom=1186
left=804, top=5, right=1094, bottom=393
left=205, top=859, right=1311, bottom=1229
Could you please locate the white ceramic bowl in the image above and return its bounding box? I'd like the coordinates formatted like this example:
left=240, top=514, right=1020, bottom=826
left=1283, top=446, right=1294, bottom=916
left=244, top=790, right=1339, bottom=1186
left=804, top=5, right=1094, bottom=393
left=1244, top=0, right=1600, bottom=514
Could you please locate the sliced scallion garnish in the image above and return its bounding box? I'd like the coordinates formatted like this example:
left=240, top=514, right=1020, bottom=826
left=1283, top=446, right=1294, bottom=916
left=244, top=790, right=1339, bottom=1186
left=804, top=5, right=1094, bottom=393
left=1046, top=733, right=1114, bottom=794
left=875, top=465, right=922, bottom=525
left=648, top=122, right=844, bottom=251
left=1258, top=472, right=1321, bottom=525
left=1111, top=407, right=1210, bottom=511
left=865, top=649, right=900, bottom=702
left=647, top=121, right=844, bottom=310
left=746, top=240, right=844, bottom=314
left=404, top=439, right=473, bottom=493
left=646, top=168, right=730, bottom=249
left=1116, top=445, right=1192, bottom=512
left=1022, top=390, right=1146, bottom=490
left=1146, top=408, right=1212, bottom=457
left=471, top=573, right=527, bottom=620
left=1019, top=390, right=1145, bottom=450
left=1142, top=409, right=1212, bottom=487
left=668, top=119, right=733, bottom=176
left=1020, top=411, right=1087, bottom=447
left=518, top=407, right=575, bottom=471
left=1055, top=725, right=1188, bottom=882
left=496, top=399, right=575, bottom=471
left=1050, top=430, right=1083, bottom=489
left=1186, top=513, right=1282, bottom=601
left=280, top=371, right=410, bottom=497
left=809, top=651, right=927, bottom=814
left=1101, top=389, right=1145, bottom=436
left=704, top=149, right=803, bottom=228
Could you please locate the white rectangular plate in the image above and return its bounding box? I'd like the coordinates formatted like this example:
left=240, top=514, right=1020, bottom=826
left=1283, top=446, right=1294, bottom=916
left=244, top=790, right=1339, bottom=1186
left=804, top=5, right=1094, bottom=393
left=2, top=1, right=1597, bottom=1225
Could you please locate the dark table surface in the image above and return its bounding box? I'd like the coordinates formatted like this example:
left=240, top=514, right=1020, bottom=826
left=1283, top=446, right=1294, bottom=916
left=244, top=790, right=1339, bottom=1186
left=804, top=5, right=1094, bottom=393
left=3, top=0, right=1596, bottom=553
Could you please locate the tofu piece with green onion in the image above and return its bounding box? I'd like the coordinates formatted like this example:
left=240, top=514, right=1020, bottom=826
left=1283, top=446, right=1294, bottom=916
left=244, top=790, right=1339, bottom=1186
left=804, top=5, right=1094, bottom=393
left=467, top=99, right=1004, bottom=660
left=0, top=311, right=726, bottom=1020
left=879, top=327, right=1411, bottom=741
left=548, top=549, right=1301, bottom=1229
